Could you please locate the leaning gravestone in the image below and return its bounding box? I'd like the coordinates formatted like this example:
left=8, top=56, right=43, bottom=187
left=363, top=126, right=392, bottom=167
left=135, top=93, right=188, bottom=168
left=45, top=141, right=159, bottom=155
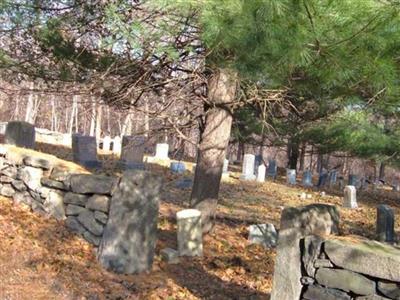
left=119, top=135, right=146, bottom=169
left=302, top=170, right=313, bottom=187
left=240, top=154, right=256, bottom=181
left=376, top=204, right=395, bottom=243
left=267, top=159, right=278, bottom=179
left=71, top=134, right=101, bottom=168
left=271, top=204, right=339, bottom=300
left=256, top=164, right=266, bottom=183
left=155, top=143, right=169, bottom=159
left=286, top=169, right=296, bottom=185
left=98, top=170, right=162, bottom=274
left=177, top=209, right=203, bottom=257
left=343, top=185, right=357, bottom=208
left=5, top=121, right=35, bottom=149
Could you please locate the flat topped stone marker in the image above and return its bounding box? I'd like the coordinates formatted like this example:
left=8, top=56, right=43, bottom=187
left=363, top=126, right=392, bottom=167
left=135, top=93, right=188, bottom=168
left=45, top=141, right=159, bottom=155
left=112, top=136, right=122, bottom=155
left=286, top=169, right=296, bottom=185
left=71, top=134, right=101, bottom=168
left=102, top=136, right=111, bottom=151
left=240, top=154, right=256, bottom=181
left=302, top=170, right=313, bottom=187
left=267, top=159, right=277, bottom=179
left=155, top=143, right=169, bottom=159
left=177, top=209, right=203, bottom=257
left=343, top=185, right=357, bottom=208
left=5, top=121, right=35, bottom=149
left=376, top=204, right=395, bottom=243
left=119, top=135, right=146, bottom=169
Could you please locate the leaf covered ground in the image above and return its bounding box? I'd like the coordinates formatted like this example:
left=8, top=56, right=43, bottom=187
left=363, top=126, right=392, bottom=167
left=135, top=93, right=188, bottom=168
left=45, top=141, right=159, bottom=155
left=1, top=147, right=400, bottom=299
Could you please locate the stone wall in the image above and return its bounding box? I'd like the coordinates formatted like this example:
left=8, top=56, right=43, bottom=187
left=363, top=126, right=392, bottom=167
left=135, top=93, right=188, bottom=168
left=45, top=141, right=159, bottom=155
left=0, top=144, right=117, bottom=246
left=300, top=236, right=400, bottom=300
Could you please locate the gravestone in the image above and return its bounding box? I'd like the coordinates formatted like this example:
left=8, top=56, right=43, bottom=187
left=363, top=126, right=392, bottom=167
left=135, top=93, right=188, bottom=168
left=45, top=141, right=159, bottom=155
left=177, top=209, right=203, bottom=257
left=71, top=134, right=101, bottom=168
left=155, top=143, right=169, bottom=159
left=98, top=170, right=162, bottom=274
left=348, top=174, right=358, bottom=186
left=267, top=159, right=278, bottom=179
left=343, top=185, right=357, bottom=208
left=328, top=170, right=338, bottom=186
left=102, top=136, right=111, bottom=151
left=287, top=169, right=296, bottom=185
left=5, top=121, right=35, bottom=149
left=222, top=158, right=229, bottom=174
left=256, top=164, right=266, bottom=183
left=248, top=223, right=277, bottom=248
left=317, top=171, right=328, bottom=188
left=302, top=170, right=313, bottom=187
left=119, top=136, right=146, bottom=169
left=170, top=162, right=186, bottom=174
left=240, top=154, right=256, bottom=181
left=254, top=154, right=262, bottom=171
left=376, top=204, right=395, bottom=243
left=113, top=136, right=122, bottom=155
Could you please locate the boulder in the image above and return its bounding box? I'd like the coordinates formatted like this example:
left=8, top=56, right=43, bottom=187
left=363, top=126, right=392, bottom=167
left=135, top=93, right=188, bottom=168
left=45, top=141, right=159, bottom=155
left=43, top=190, right=66, bottom=220
left=324, top=238, right=400, bottom=282
left=83, top=231, right=101, bottom=246
left=40, top=178, right=69, bottom=190
left=94, top=211, right=108, bottom=225
left=70, top=174, right=117, bottom=195
left=0, top=176, right=13, bottom=183
left=160, top=248, right=180, bottom=264
left=302, top=235, right=325, bottom=277
left=77, top=210, right=104, bottom=236
left=49, top=166, right=71, bottom=182
left=65, top=205, right=88, bottom=216
left=11, top=180, right=27, bottom=192
left=0, top=184, right=15, bottom=197
left=377, top=280, right=400, bottom=299
left=6, top=151, right=27, bottom=166
left=248, top=223, right=277, bottom=248
left=315, top=268, right=376, bottom=295
left=303, top=284, right=351, bottom=300
left=23, top=156, right=53, bottom=170
left=20, top=166, right=43, bottom=191
left=86, top=195, right=110, bottom=213
left=64, top=192, right=89, bottom=206
left=65, top=216, right=86, bottom=235
left=1, top=166, right=17, bottom=178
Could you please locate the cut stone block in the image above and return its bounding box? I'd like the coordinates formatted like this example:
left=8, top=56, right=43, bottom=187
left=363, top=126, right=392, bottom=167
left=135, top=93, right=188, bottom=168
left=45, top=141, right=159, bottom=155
left=98, top=170, right=162, bottom=274
left=5, top=121, right=35, bottom=149
left=160, top=248, right=180, bottom=264
left=248, top=223, right=277, bottom=248
left=177, top=209, right=203, bottom=257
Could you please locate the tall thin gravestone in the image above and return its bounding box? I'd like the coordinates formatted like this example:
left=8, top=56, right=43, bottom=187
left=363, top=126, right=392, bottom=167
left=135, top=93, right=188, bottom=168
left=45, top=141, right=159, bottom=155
left=113, top=136, right=122, bottom=156
left=257, top=164, right=266, bottom=183
left=103, top=136, right=111, bottom=152
left=240, top=154, right=256, bottom=181
left=99, top=170, right=162, bottom=274
left=376, top=204, right=395, bottom=243
left=343, top=185, right=357, bottom=208
left=72, top=134, right=101, bottom=168
left=267, top=159, right=278, bottom=179
left=5, top=121, right=35, bottom=149
left=348, top=174, right=357, bottom=186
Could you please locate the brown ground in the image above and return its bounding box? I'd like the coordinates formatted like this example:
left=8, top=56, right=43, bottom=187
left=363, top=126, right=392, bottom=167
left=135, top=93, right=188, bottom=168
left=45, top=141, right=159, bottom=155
left=1, top=144, right=400, bottom=299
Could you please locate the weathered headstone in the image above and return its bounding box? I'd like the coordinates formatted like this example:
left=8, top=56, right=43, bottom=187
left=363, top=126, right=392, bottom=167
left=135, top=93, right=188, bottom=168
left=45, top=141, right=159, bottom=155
left=267, top=159, right=278, bottom=179
left=343, top=185, right=357, bottom=208
left=328, top=170, right=338, bottom=186
left=222, top=158, right=229, bottom=174
left=376, top=204, right=395, bottom=243
left=177, top=209, right=203, bottom=257
left=317, top=172, right=328, bottom=188
left=256, top=164, right=266, bottom=183
left=119, top=135, right=146, bottom=169
left=98, top=170, right=162, bottom=274
left=155, top=143, right=169, bottom=159
left=287, top=169, right=296, bottom=185
left=348, top=174, right=358, bottom=186
left=302, top=170, right=313, bottom=187
left=271, top=204, right=339, bottom=300
left=5, top=121, right=35, bottom=149
left=240, top=154, right=256, bottom=181
left=254, top=154, right=263, bottom=171
left=102, top=136, right=111, bottom=151
left=71, top=134, right=101, bottom=168
left=170, top=161, right=186, bottom=174
left=248, top=223, right=277, bottom=248
left=112, top=136, right=122, bottom=155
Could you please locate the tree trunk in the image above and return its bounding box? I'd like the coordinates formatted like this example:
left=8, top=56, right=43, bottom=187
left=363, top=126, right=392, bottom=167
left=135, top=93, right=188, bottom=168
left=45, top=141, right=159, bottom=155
left=379, top=162, right=385, bottom=181
left=237, top=141, right=244, bottom=162
left=95, top=103, right=102, bottom=140
left=287, top=137, right=299, bottom=170
left=299, top=143, right=306, bottom=171
left=190, top=68, right=237, bottom=233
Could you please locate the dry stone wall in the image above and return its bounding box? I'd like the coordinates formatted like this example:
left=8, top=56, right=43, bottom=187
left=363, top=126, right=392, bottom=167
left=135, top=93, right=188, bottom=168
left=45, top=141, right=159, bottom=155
left=300, top=236, right=400, bottom=300
left=0, top=144, right=117, bottom=247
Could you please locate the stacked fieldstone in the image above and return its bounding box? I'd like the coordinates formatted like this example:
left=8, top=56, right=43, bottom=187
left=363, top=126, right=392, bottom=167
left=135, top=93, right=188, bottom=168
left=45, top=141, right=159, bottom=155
left=0, top=144, right=116, bottom=247
left=300, top=236, right=400, bottom=300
